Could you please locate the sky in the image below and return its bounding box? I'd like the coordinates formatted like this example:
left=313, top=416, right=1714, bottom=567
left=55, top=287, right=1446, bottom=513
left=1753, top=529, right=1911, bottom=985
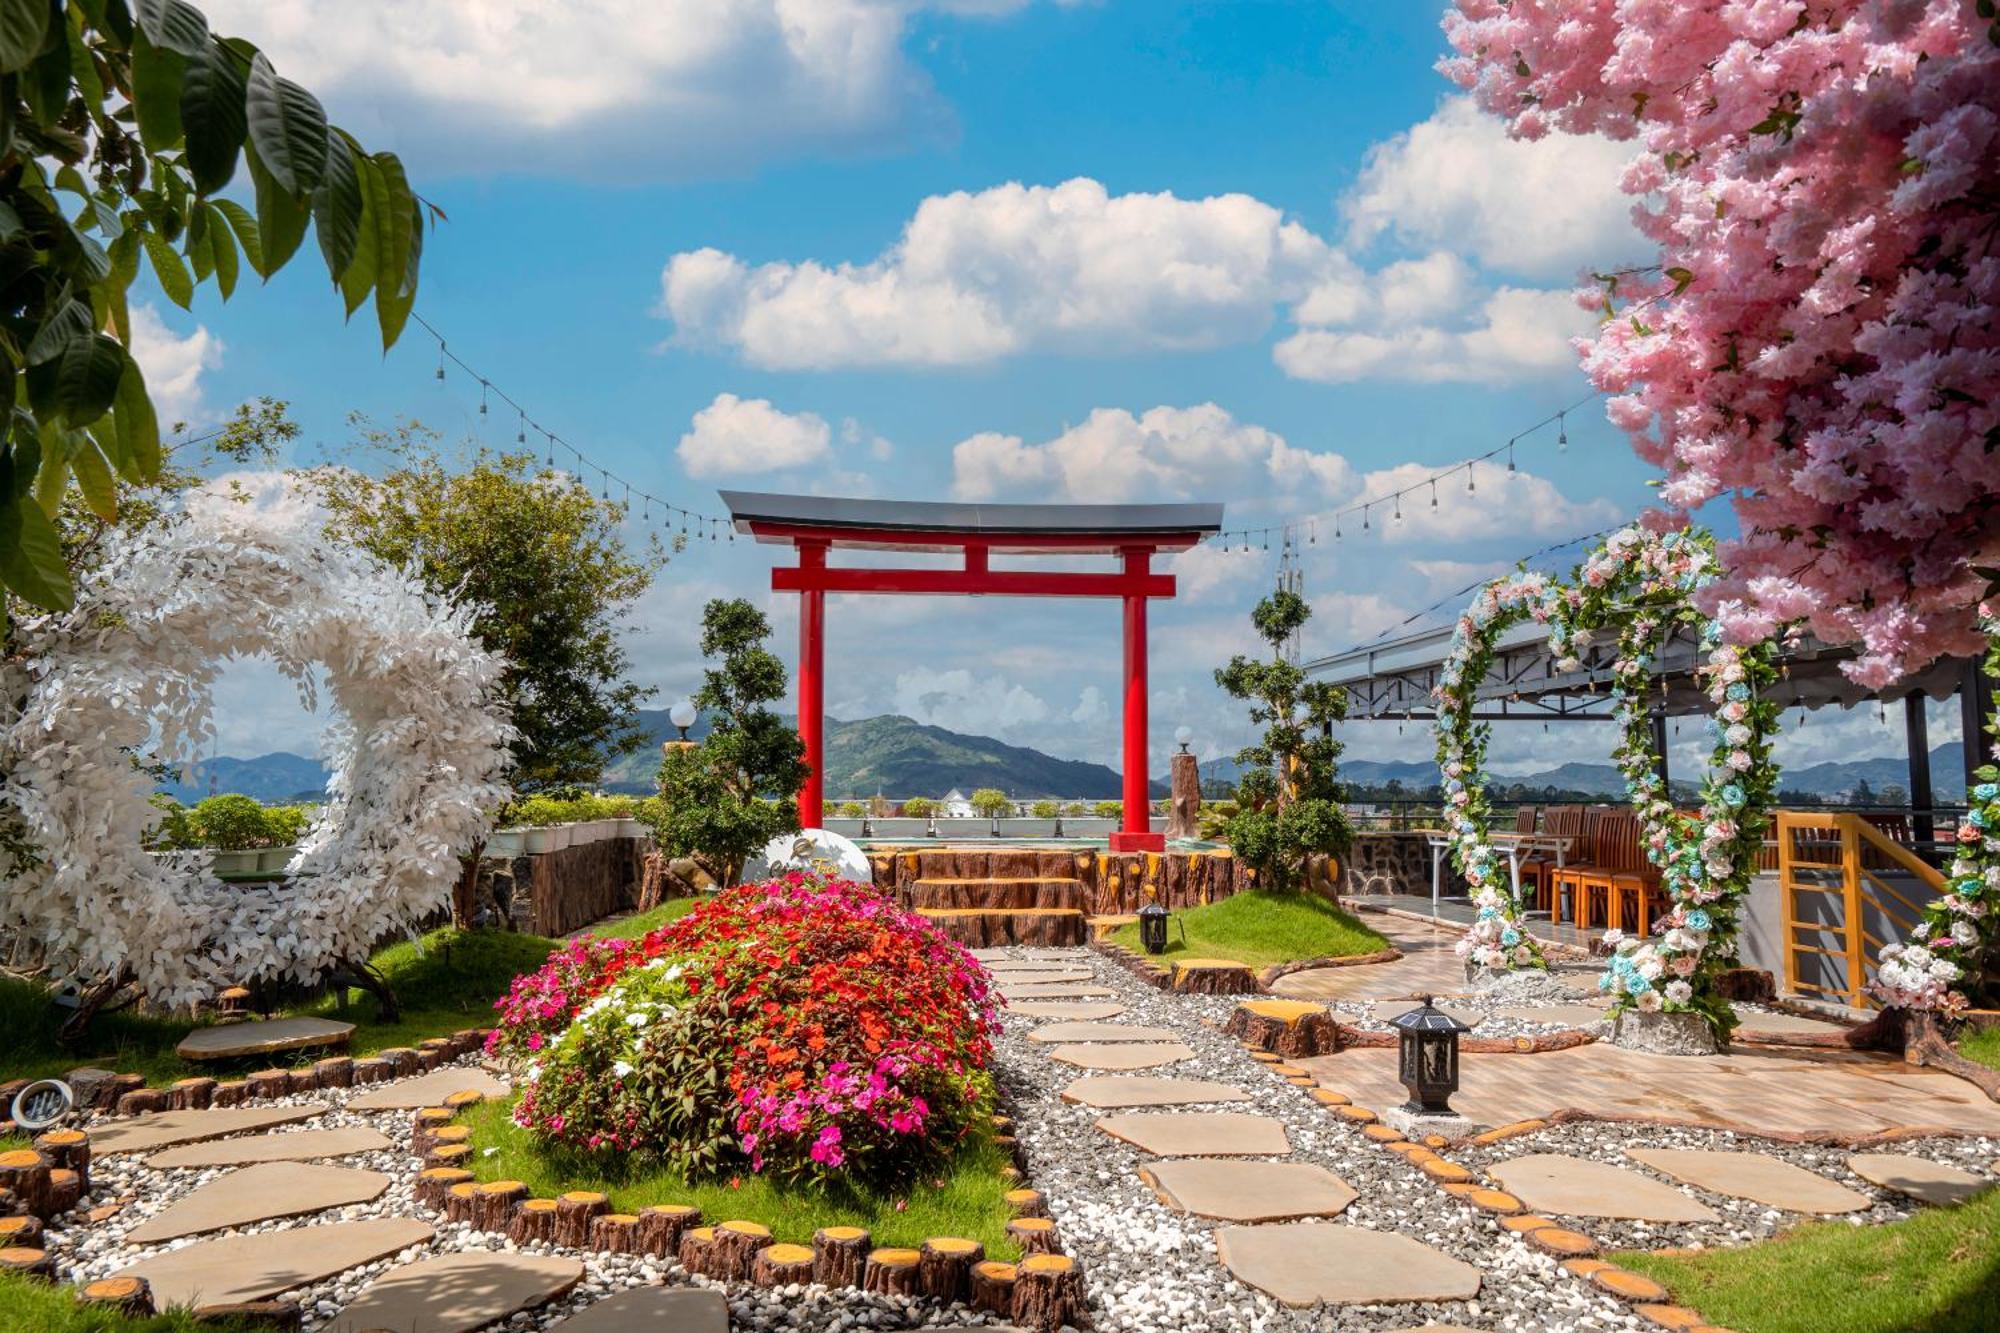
left=151, top=0, right=1955, bottom=788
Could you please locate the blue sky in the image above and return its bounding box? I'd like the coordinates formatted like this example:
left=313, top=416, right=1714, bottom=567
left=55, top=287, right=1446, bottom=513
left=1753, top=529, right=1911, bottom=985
left=154, top=1, right=1936, bottom=786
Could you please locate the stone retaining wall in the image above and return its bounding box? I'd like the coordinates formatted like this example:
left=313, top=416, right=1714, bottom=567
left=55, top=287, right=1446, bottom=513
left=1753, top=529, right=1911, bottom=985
left=474, top=838, right=653, bottom=936
left=865, top=844, right=1254, bottom=914
left=1339, top=830, right=1459, bottom=899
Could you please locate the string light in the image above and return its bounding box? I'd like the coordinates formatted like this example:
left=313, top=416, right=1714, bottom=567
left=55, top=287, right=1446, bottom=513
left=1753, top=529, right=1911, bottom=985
left=1557, top=411, right=1568, bottom=452
left=1430, top=479, right=1438, bottom=508
left=1467, top=463, right=1475, bottom=494
left=478, top=381, right=489, bottom=416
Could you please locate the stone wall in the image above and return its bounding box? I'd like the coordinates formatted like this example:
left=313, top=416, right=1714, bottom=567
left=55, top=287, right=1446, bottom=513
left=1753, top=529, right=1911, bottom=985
left=865, top=844, right=1253, bottom=914
left=1339, top=830, right=1460, bottom=899
left=474, top=837, right=653, bottom=936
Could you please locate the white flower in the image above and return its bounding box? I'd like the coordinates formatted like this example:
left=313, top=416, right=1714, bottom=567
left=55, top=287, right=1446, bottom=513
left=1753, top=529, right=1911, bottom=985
left=1602, top=928, right=1625, bottom=947
left=611, top=1059, right=634, bottom=1079
left=1928, top=959, right=1961, bottom=981
left=1727, top=749, right=1752, bottom=771
left=1635, top=989, right=1664, bottom=1012
left=1512, top=945, right=1533, bottom=965
left=625, top=1010, right=651, bottom=1028
left=1664, top=980, right=1693, bottom=1005
left=1638, top=957, right=1665, bottom=981
left=1950, top=920, right=1979, bottom=945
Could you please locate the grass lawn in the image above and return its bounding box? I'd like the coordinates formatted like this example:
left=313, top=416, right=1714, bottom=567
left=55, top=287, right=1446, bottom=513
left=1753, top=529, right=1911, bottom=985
left=460, top=1096, right=1020, bottom=1258
left=1106, top=888, right=1389, bottom=969
left=1618, top=1187, right=2000, bottom=1333
left=1960, top=1025, right=2000, bottom=1073
left=0, top=898, right=703, bottom=1088
left=0, top=1272, right=261, bottom=1330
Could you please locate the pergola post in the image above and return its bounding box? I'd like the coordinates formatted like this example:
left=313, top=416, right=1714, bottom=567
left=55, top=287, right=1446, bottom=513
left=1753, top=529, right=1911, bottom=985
left=1111, top=547, right=1164, bottom=853
left=1905, top=693, right=1933, bottom=843
left=1964, top=658, right=1997, bottom=789
left=797, top=539, right=827, bottom=829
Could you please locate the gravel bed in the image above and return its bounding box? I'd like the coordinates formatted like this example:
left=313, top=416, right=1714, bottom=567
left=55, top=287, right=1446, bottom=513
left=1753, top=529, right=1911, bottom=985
left=990, top=948, right=1644, bottom=1332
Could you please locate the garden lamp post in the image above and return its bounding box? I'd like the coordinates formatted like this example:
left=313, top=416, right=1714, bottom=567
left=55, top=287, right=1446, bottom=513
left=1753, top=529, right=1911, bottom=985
left=669, top=699, right=698, bottom=742
left=1390, top=996, right=1471, bottom=1115
left=1174, top=725, right=1193, bottom=754
left=1138, top=899, right=1169, bottom=955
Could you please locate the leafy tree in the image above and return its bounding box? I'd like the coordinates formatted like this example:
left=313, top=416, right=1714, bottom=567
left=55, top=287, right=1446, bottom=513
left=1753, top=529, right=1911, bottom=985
left=647, top=598, right=808, bottom=884
left=1092, top=799, right=1121, bottom=820
left=969, top=787, right=1011, bottom=819
left=835, top=800, right=865, bottom=818
left=1029, top=799, right=1059, bottom=819
left=302, top=425, right=665, bottom=793
left=0, top=0, right=429, bottom=617
left=901, top=796, right=936, bottom=818
left=1214, top=590, right=1352, bottom=891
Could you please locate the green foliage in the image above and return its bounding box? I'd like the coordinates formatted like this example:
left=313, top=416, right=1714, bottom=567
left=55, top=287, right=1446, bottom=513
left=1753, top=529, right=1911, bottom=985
left=835, top=799, right=866, bottom=818
left=1092, top=799, right=1122, bottom=819
left=1106, top=889, right=1388, bottom=969
left=1029, top=798, right=1059, bottom=819
left=0, top=1269, right=267, bottom=1330
left=1214, top=590, right=1351, bottom=889
left=646, top=598, right=807, bottom=882
left=303, top=430, right=665, bottom=793
left=145, top=792, right=309, bottom=849
left=499, top=792, right=641, bottom=828
left=901, top=796, right=936, bottom=818
left=969, top=787, right=1011, bottom=819
left=0, top=3, right=426, bottom=615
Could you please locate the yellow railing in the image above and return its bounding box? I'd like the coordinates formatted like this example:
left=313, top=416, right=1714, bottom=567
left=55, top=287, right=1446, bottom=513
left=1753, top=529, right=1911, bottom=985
left=1775, top=811, right=1942, bottom=1008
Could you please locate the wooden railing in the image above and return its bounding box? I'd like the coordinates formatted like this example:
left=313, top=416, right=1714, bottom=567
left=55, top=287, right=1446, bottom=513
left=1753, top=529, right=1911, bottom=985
left=1776, top=811, right=1942, bottom=1008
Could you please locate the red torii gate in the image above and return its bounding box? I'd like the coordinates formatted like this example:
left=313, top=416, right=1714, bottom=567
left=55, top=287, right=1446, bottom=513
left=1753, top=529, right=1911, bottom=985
left=723, top=492, right=1223, bottom=853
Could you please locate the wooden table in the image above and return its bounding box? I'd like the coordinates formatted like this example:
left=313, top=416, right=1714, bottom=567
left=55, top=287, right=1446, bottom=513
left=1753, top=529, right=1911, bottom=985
left=1418, top=829, right=1571, bottom=918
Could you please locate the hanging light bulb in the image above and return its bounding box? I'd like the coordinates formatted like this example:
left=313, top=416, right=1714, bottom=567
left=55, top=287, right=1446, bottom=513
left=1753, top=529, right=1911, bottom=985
left=544, top=432, right=554, bottom=470
left=517, top=410, right=526, bottom=445
left=1393, top=494, right=1403, bottom=521
left=478, top=381, right=489, bottom=416
left=1430, top=480, right=1438, bottom=508
left=1507, top=438, right=1517, bottom=473
left=1335, top=516, right=1343, bottom=540
left=1557, top=411, right=1568, bottom=452
left=1467, top=464, right=1476, bottom=494
left=1362, top=505, right=1370, bottom=531
left=435, top=342, right=446, bottom=381
left=1262, top=531, right=1269, bottom=552
left=1308, top=523, right=1316, bottom=545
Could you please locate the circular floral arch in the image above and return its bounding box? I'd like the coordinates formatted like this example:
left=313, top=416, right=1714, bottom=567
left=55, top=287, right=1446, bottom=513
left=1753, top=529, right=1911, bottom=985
left=1, top=514, right=513, bottom=1007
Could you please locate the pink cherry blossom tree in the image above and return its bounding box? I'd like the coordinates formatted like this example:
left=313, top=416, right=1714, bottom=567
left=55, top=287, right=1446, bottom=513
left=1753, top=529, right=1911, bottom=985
left=1442, top=1, right=2000, bottom=686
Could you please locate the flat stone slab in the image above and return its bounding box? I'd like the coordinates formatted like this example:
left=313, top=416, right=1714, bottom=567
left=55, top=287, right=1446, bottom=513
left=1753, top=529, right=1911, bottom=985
left=1494, top=1004, right=1610, bottom=1027
left=119, top=1217, right=435, bottom=1309
left=1142, top=1159, right=1357, bottom=1221
left=1048, top=1042, right=1195, bottom=1070
left=1009, top=1000, right=1127, bottom=1020
left=176, top=1016, right=355, bottom=1061
left=1097, top=1111, right=1291, bottom=1157
left=91, top=1104, right=330, bottom=1155
left=1628, top=1148, right=1869, bottom=1214
left=1848, top=1153, right=1991, bottom=1206
left=346, top=1066, right=510, bottom=1110
left=1216, top=1223, right=1480, bottom=1306
left=1028, top=1022, right=1181, bottom=1044
left=1487, top=1153, right=1720, bottom=1222
left=1733, top=1006, right=1848, bottom=1036
left=1370, top=1000, right=1482, bottom=1027
left=1061, top=1076, right=1254, bottom=1108
left=331, top=1251, right=584, bottom=1333
left=1000, top=982, right=1116, bottom=1000
left=148, top=1127, right=392, bottom=1169
left=547, top=1288, right=730, bottom=1332
left=128, top=1161, right=392, bottom=1242
left=988, top=965, right=1094, bottom=980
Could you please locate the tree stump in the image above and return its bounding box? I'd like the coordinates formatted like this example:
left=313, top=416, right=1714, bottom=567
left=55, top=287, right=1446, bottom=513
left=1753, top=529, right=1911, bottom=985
left=1006, top=1216, right=1060, bottom=1254
left=167, top=1078, right=216, bottom=1110
left=424, top=1142, right=474, bottom=1171
left=1013, top=1253, right=1087, bottom=1331
left=46, top=1169, right=81, bottom=1215
left=635, top=1204, right=699, bottom=1257
left=711, top=1220, right=772, bottom=1281
left=508, top=1198, right=559, bottom=1246
left=473, top=1180, right=527, bottom=1233
left=33, top=1131, right=89, bottom=1193
left=418, top=1038, right=455, bottom=1068
left=450, top=1029, right=488, bottom=1058
left=0, top=1151, right=52, bottom=1219
left=410, top=1108, right=455, bottom=1157
left=106, top=1073, right=147, bottom=1107
left=80, top=1276, right=154, bottom=1316
left=192, top=1300, right=302, bottom=1330
left=919, top=1237, right=984, bottom=1302
left=246, top=1070, right=290, bottom=1101
left=812, top=1225, right=871, bottom=1288
left=377, top=1048, right=420, bottom=1077
left=590, top=1213, right=640, bottom=1254
left=971, top=1259, right=1018, bottom=1315
left=1223, top=1000, right=1341, bottom=1058
left=554, top=1191, right=608, bottom=1247
left=350, top=1059, right=390, bottom=1085
left=678, top=1225, right=716, bottom=1277
left=211, top=1081, right=250, bottom=1107
left=414, top=1168, right=473, bottom=1209
left=117, top=1089, right=168, bottom=1116
left=443, top=1182, right=479, bottom=1224
left=313, top=1058, right=354, bottom=1089
left=862, top=1247, right=922, bottom=1297
left=442, top=1088, right=484, bottom=1115
left=0, top=1246, right=53, bottom=1280
left=284, top=1068, right=319, bottom=1095
left=0, top=1216, right=43, bottom=1249
left=1004, top=1187, right=1047, bottom=1218
left=753, top=1242, right=815, bottom=1287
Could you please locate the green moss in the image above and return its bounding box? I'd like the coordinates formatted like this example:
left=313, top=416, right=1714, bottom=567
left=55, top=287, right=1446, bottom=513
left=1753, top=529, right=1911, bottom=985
left=1618, top=1186, right=2000, bottom=1333
left=459, top=1096, right=1020, bottom=1257
left=0, top=1273, right=259, bottom=1330
left=1106, top=889, right=1388, bottom=969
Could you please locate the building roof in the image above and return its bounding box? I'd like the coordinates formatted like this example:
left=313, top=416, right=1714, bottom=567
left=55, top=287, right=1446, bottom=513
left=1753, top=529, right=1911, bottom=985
left=721, top=490, right=1223, bottom=554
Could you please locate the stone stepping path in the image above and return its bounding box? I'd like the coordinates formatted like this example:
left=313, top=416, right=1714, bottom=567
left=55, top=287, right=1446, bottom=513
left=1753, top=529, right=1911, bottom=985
left=127, top=1161, right=391, bottom=1242
left=118, top=1217, right=435, bottom=1308
left=1215, top=1223, right=1481, bottom=1307
left=176, top=1016, right=354, bottom=1061
left=1848, top=1153, right=1991, bottom=1205
left=329, top=1250, right=584, bottom=1333
left=1027, top=1022, right=1180, bottom=1044
left=91, top=1104, right=330, bottom=1155
left=1048, top=1041, right=1194, bottom=1071
left=1061, top=1075, right=1253, bottom=1108
left=1494, top=1003, right=1609, bottom=1027
left=1096, top=1111, right=1291, bottom=1157
left=1733, top=1005, right=1847, bottom=1037
left=1008, top=1000, right=1127, bottom=1020
left=1002, top=982, right=1116, bottom=1000
left=147, top=1126, right=391, bottom=1168
left=1627, top=1148, right=1870, bottom=1214
left=347, top=1065, right=509, bottom=1110
left=1141, top=1159, right=1358, bottom=1221
left=546, top=1287, right=730, bottom=1331
left=1487, top=1153, right=1721, bottom=1222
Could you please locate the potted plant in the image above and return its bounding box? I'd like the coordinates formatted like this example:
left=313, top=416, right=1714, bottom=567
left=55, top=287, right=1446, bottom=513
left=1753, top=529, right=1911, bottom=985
left=192, top=794, right=272, bottom=875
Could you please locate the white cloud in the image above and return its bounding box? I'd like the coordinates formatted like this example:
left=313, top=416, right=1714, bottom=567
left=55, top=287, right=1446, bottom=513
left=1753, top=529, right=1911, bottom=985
left=198, top=0, right=1056, bottom=179
left=184, top=469, right=327, bottom=538
left=1273, top=285, right=1594, bottom=385
left=126, top=304, right=222, bottom=426
left=677, top=392, right=833, bottom=478
left=1349, top=460, right=1622, bottom=543
left=891, top=665, right=1052, bottom=734
left=1166, top=541, right=1263, bottom=602
left=1343, top=96, right=1643, bottom=281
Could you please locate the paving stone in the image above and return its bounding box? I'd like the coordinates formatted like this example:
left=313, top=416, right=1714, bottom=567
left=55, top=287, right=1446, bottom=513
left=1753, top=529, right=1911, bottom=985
left=346, top=1066, right=510, bottom=1111
left=1214, top=1223, right=1481, bottom=1306
left=989, top=967, right=1094, bottom=982
left=1494, top=1004, right=1612, bottom=1027
left=1026, top=1022, right=1181, bottom=1044
left=147, top=1127, right=392, bottom=1169
left=176, top=1017, right=355, bottom=1061
left=1000, top=983, right=1116, bottom=1000
left=1370, top=1000, right=1483, bottom=1027
left=544, top=1288, right=730, bottom=1332
left=127, top=1161, right=392, bottom=1242
left=118, top=1217, right=435, bottom=1308
left=329, top=1250, right=584, bottom=1332
left=1096, top=1111, right=1292, bottom=1157
left=1848, top=1153, right=1992, bottom=1206
left=1007, top=1001, right=1128, bottom=1020
left=1627, top=1148, right=1870, bottom=1214
left=1047, top=1042, right=1195, bottom=1070
left=1384, top=1327, right=1483, bottom=1333
left=1731, top=1006, right=1847, bottom=1036
left=1488, top=1154, right=1720, bottom=1222
left=1141, top=1160, right=1357, bottom=1221
left=1060, top=1076, right=1254, bottom=1108
left=90, top=1104, right=330, bottom=1156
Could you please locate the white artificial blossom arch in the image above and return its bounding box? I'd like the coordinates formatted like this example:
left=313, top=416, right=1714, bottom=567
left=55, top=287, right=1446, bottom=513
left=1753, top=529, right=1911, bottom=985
left=1, top=512, right=513, bottom=1008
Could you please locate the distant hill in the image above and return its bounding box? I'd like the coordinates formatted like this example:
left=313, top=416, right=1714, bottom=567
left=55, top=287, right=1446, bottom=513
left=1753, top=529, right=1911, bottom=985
left=160, top=752, right=330, bottom=804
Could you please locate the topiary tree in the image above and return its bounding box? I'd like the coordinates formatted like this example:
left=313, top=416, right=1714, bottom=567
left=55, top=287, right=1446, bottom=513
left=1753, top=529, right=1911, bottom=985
left=1214, top=590, right=1351, bottom=891
left=834, top=799, right=865, bottom=818
left=901, top=796, right=936, bottom=818
left=1092, top=799, right=1122, bottom=820
left=647, top=599, right=807, bottom=884
left=969, top=787, right=1011, bottom=819
left=1030, top=798, right=1059, bottom=819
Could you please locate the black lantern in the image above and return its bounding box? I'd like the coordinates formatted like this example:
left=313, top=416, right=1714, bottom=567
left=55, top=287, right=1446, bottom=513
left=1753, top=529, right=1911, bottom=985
left=1389, top=995, right=1471, bottom=1115
left=1138, top=900, right=1169, bottom=955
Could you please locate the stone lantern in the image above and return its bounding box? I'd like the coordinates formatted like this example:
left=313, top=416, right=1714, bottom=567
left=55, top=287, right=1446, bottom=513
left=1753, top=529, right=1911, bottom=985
left=1389, top=995, right=1470, bottom=1117
left=1137, top=900, right=1169, bottom=955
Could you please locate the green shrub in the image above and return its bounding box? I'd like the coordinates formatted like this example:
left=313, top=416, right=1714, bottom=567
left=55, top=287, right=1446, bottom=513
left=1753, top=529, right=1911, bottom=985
left=262, top=804, right=312, bottom=845
left=835, top=800, right=866, bottom=818
left=969, top=788, right=1011, bottom=819
left=1091, top=800, right=1122, bottom=820
left=146, top=794, right=197, bottom=850
left=1030, top=799, right=1059, bottom=819
left=191, top=794, right=274, bottom=850
left=901, top=797, right=936, bottom=817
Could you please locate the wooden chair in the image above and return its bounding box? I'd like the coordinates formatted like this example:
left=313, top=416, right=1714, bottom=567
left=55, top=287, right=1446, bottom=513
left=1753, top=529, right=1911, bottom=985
left=1507, top=806, right=1543, bottom=905
left=1608, top=815, right=1664, bottom=935
left=1573, top=810, right=1635, bottom=930
left=1552, top=807, right=1612, bottom=926
left=1530, top=805, right=1583, bottom=920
